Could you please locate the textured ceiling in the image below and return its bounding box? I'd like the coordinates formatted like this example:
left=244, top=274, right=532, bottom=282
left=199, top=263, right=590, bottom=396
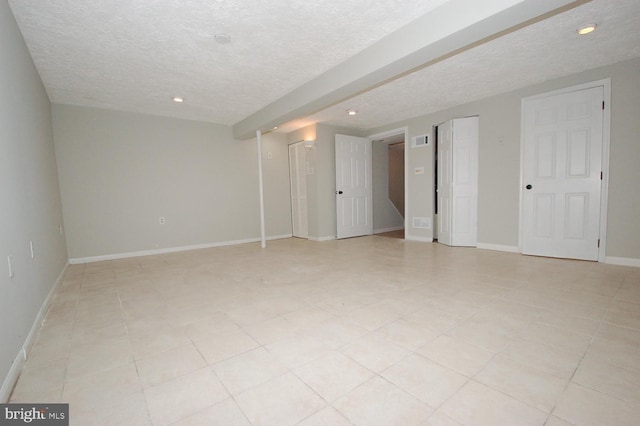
left=279, top=0, right=640, bottom=132
left=8, top=0, right=640, bottom=135
left=8, top=0, right=446, bottom=125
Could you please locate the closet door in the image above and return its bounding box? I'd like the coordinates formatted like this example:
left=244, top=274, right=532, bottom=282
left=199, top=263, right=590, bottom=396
left=437, top=120, right=453, bottom=245
left=289, top=142, right=308, bottom=238
left=521, top=86, right=603, bottom=260
left=437, top=117, right=478, bottom=246
left=335, top=134, right=373, bottom=239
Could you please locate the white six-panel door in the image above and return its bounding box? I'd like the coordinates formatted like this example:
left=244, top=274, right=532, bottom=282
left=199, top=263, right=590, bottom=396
left=522, top=86, right=603, bottom=260
left=289, top=142, right=308, bottom=239
left=335, top=134, right=373, bottom=239
left=438, top=117, right=479, bottom=247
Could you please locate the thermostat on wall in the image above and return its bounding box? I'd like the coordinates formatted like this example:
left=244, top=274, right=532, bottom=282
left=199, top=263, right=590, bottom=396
left=412, top=134, right=429, bottom=147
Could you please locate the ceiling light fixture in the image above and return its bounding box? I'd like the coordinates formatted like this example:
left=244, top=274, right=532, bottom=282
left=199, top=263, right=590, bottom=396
left=347, top=109, right=357, bottom=116
left=172, top=96, right=185, bottom=103
left=214, top=34, right=231, bottom=44
left=273, top=126, right=278, bottom=130
left=577, top=24, right=597, bottom=35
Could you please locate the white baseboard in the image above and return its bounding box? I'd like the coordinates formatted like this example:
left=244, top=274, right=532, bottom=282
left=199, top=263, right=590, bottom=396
left=69, top=234, right=293, bottom=264
left=373, top=226, right=404, bottom=234
left=405, top=235, right=433, bottom=242
left=0, top=262, right=69, bottom=403
left=267, top=234, right=293, bottom=240
left=477, top=243, right=520, bottom=253
left=308, top=236, right=336, bottom=242
left=605, top=256, right=640, bottom=268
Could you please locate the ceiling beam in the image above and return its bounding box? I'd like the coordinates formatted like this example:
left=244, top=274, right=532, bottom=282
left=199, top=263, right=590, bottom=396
left=233, top=0, right=588, bottom=139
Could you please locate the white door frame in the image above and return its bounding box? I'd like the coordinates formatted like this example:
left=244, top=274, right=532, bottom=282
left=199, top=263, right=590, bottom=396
left=367, top=127, right=409, bottom=237
left=519, top=78, right=611, bottom=262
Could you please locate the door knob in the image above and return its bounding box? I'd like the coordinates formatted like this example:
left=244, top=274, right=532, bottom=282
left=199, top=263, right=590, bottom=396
left=526, top=184, right=533, bottom=190
left=337, top=190, right=343, bottom=195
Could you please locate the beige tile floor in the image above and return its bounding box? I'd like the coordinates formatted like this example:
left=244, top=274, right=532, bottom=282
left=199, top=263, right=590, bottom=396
left=9, top=236, right=640, bottom=425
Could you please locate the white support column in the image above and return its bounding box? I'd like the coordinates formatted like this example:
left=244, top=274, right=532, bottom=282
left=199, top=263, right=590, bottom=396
left=257, top=130, right=266, bottom=248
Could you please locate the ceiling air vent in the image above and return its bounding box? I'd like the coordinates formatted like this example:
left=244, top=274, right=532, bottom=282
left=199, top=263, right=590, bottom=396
left=412, top=134, right=429, bottom=148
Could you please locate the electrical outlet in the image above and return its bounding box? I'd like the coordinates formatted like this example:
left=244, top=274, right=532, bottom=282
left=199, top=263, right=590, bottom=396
left=267, top=152, right=273, bottom=160
left=159, top=216, right=165, bottom=225
left=59, top=225, right=64, bottom=236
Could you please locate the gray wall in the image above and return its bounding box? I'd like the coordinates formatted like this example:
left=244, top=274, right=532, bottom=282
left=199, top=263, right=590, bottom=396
left=368, top=57, right=640, bottom=260
left=260, top=132, right=293, bottom=240
left=53, top=105, right=292, bottom=260
left=0, top=1, right=68, bottom=397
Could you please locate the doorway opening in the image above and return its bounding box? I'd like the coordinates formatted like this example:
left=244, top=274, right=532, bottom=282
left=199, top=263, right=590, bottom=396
left=369, top=128, right=407, bottom=239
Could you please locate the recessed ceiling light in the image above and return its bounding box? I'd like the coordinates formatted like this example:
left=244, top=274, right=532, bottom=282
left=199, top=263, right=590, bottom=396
left=577, top=24, right=596, bottom=35
left=273, top=126, right=278, bottom=130
left=172, top=96, right=184, bottom=103
left=214, top=34, right=231, bottom=44
left=347, top=109, right=357, bottom=116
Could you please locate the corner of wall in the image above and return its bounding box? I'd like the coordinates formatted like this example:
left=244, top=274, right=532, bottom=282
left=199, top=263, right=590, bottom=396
left=0, top=263, right=69, bottom=403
